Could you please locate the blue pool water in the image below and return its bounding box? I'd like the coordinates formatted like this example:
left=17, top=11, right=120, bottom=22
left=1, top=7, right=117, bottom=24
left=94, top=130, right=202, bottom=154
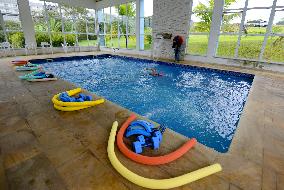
left=39, top=55, right=254, bottom=153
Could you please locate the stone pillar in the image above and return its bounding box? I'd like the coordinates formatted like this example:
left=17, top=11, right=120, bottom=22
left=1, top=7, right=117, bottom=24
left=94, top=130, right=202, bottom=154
left=152, top=0, right=191, bottom=60
left=17, top=0, right=36, bottom=46
left=97, top=9, right=105, bottom=47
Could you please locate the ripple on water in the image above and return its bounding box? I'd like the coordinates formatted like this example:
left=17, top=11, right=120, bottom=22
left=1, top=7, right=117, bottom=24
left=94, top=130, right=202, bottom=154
left=43, top=57, right=253, bottom=153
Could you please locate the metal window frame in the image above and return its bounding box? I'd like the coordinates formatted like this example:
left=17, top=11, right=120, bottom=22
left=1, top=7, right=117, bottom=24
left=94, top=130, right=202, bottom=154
left=234, top=0, right=249, bottom=58
left=43, top=0, right=53, bottom=52
left=259, top=0, right=278, bottom=60
left=186, top=0, right=284, bottom=64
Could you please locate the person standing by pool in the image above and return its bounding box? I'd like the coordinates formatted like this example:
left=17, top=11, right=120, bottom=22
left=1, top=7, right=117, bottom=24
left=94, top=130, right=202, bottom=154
left=172, top=35, right=184, bottom=62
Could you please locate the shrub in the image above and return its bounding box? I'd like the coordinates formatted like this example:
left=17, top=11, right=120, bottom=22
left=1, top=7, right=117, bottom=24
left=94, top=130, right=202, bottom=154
left=88, top=35, right=97, bottom=40
left=8, top=32, right=25, bottom=48
left=35, top=32, right=76, bottom=47
left=51, top=33, right=64, bottom=47
left=145, top=35, right=152, bottom=45
left=0, top=32, right=5, bottom=42
left=272, top=25, right=284, bottom=34
left=78, top=34, right=87, bottom=41
left=35, top=32, right=50, bottom=47
left=65, top=34, right=76, bottom=46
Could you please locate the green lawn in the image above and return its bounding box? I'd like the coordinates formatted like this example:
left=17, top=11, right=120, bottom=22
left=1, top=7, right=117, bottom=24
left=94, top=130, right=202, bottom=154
left=78, top=37, right=152, bottom=50
left=78, top=28, right=283, bottom=63
left=188, top=34, right=284, bottom=63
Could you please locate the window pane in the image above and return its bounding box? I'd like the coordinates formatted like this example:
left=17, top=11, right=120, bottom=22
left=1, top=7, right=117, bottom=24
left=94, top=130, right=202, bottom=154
left=98, top=35, right=105, bottom=46
left=144, top=35, right=152, bottom=50
left=119, top=35, right=127, bottom=48
left=35, top=32, right=50, bottom=47
left=192, top=0, right=211, bottom=10
left=61, top=4, right=74, bottom=19
left=190, top=12, right=212, bottom=33
left=191, top=0, right=213, bottom=33
left=99, top=22, right=104, bottom=34
left=65, top=34, right=76, bottom=46
left=105, top=35, right=111, bottom=47
left=87, top=22, right=95, bottom=34
left=76, top=20, right=87, bottom=33
left=78, top=34, right=88, bottom=46
left=30, top=0, right=47, bottom=32
left=34, top=16, right=48, bottom=32
left=120, top=15, right=127, bottom=34
left=51, top=32, right=64, bottom=47
left=7, top=32, right=24, bottom=48
left=245, top=9, right=270, bottom=35
left=0, top=31, right=5, bottom=42
left=49, top=17, right=62, bottom=32
left=238, top=35, right=264, bottom=59
left=104, top=8, right=111, bottom=34
left=187, top=35, right=208, bottom=55
left=111, top=34, right=119, bottom=48
left=86, top=9, right=96, bottom=18
left=45, top=2, right=60, bottom=17
left=128, top=35, right=136, bottom=49
left=263, top=36, right=284, bottom=63
left=226, top=0, right=246, bottom=9
left=277, top=0, right=284, bottom=6
left=143, top=0, right=153, bottom=50
left=272, top=10, right=284, bottom=34
left=63, top=20, right=75, bottom=33
left=1, top=0, right=19, bottom=14
left=4, top=15, right=22, bottom=31
left=127, top=2, right=136, bottom=34
left=128, top=17, right=135, bottom=34
left=221, top=11, right=242, bottom=33
left=111, top=6, right=119, bottom=35
left=217, top=35, right=238, bottom=57
left=88, top=35, right=97, bottom=46
left=248, top=0, right=274, bottom=8
left=105, top=22, right=111, bottom=35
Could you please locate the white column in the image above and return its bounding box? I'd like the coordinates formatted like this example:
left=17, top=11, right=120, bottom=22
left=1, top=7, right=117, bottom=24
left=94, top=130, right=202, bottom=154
left=206, top=0, right=224, bottom=58
left=17, top=0, right=36, bottom=46
left=136, top=0, right=144, bottom=50
left=139, top=0, right=144, bottom=50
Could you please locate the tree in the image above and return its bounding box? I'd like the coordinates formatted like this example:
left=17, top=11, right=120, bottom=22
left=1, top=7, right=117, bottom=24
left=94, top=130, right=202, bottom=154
left=193, top=0, right=238, bottom=32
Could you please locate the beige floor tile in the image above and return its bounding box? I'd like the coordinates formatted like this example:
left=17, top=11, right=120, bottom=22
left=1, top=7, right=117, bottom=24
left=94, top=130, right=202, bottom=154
left=0, top=129, right=41, bottom=169
left=215, top=153, right=262, bottom=190
left=36, top=126, right=87, bottom=167
left=277, top=173, right=284, bottom=190
left=58, top=151, right=129, bottom=190
left=6, top=153, right=67, bottom=190
left=262, top=166, right=277, bottom=190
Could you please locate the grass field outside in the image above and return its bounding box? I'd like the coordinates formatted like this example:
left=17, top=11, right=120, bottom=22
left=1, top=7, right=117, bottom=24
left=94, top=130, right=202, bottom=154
left=78, top=26, right=283, bottom=63
left=187, top=33, right=284, bottom=63
left=78, top=36, right=152, bottom=50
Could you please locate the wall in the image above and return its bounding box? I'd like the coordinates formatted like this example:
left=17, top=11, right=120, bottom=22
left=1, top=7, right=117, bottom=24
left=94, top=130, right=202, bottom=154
left=152, top=0, right=191, bottom=60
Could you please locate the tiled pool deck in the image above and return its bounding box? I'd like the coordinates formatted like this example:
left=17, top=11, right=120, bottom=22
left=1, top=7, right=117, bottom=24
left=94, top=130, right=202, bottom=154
left=0, top=52, right=284, bottom=190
